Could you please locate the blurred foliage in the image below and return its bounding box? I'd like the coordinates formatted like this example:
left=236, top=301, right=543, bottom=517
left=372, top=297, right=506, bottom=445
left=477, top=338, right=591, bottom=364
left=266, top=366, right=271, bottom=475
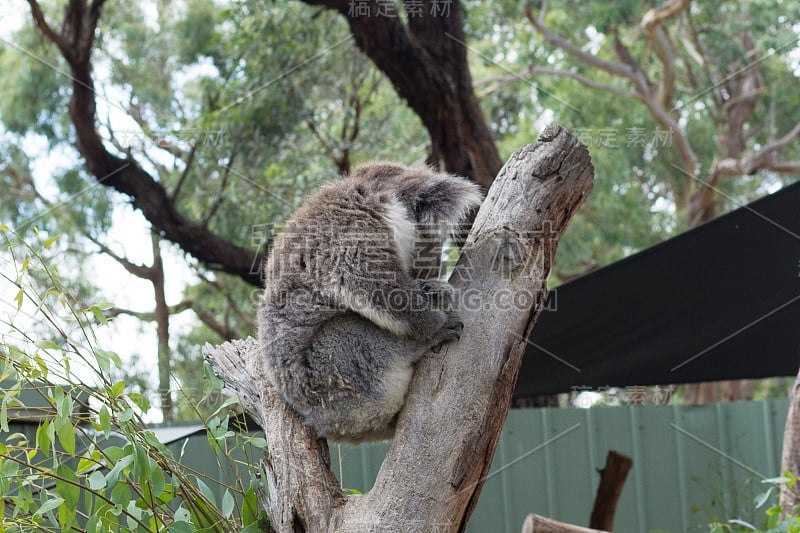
left=0, top=229, right=267, bottom=531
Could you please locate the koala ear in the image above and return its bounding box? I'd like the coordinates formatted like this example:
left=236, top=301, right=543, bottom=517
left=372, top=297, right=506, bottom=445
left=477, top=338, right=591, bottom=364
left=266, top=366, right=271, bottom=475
left=348, top=162, right=407, bottom=181
left=413, top=175, right=483, bottom=225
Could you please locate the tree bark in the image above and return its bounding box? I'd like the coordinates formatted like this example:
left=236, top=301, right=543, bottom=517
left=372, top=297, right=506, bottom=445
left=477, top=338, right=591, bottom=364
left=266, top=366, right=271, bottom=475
left=150, top=232, right=174, bottom=422
left=589, top=451, right=632, bottom=531
left=780, top=369, right=800, bottom=512
left=521, top=514, right=609, bottom=533
left=204, top=125, right=594, bottom=532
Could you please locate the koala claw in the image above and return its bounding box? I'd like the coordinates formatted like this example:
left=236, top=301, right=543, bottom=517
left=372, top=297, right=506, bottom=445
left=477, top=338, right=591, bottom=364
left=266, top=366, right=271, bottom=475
left=430, top=314, right=464, bottom=350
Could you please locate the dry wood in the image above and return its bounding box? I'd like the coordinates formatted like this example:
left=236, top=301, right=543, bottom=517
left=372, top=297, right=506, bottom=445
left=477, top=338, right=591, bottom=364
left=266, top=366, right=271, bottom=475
left=780, top=369, right=800, bottom=512
left=521, top=514, right=609, bottom=533
left=589, top=451, right=633, bottom=531
left=204, top=124, right=594, bottom=532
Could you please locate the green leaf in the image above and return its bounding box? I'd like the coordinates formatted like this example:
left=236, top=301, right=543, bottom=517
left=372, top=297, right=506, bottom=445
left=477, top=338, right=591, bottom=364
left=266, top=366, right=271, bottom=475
left=111, top=380, right=126, bottom=398
left=77, top=447, right=101, bottom=473
left=202, top=362, right=224, bottom=401
left=127, top=392, right=150, bottom=413
left=14, top=287, right=23, bottom=309
left=106, top=454, right=134, bottom=488
left=99, top=405, right=111, bottom=438
left=36, top=420, right=52, bottom=456
left=194, top=476, right=217, bottom=506
left=754, top=486, right=774, bottom=508
left=34, top=496, right=64, bottom=516
left=169, top=521, right=194, bottom=533
left=94, top=349, right=111, bottom=374
left=1, top=455, right=19, bottom=478
left=210, top=396, right=240, bottom=417
left=728, top=518, right=757, bottom=530
left=88, top=470, right=107, bottom=491
left=94, top=349, right=123, bottom=374
left=85, top=514, right=99, bottom=533
left=88, top=305, right=108, bottom=326
left=110, top=479, right=131, bottom=505
left=248, top=436, right=268, bottom=449
left=221, top=489, right=234, bottom=518
left=125, top=500, right=143, bottom=530
left=104, top=446, right=126, bottom=461
left=174, top=505, right=191, bottom=522
left=56, top=419, right=76, bottom=455
left=143, top=430, right=171, bottom=456
left=55, top=464, right=80, bottom=511
left=242, top=486, right=258, bottom=527
left=149, top=463, right=165, bottom=498
left=766, top=505, right=781, bottom=528
left=134, top=444, right=150, bottom=479
left=36, top=340, right=62, bottom=351
left=762, top=476, right=792, bottom=485
left=43, top=234, right=60, bottom=248
left=118, top=407, right=134, bottom=422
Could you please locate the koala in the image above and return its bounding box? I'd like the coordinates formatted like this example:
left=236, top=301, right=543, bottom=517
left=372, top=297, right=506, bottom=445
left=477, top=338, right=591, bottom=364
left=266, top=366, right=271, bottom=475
left=254, top=162, right=483, bottom=442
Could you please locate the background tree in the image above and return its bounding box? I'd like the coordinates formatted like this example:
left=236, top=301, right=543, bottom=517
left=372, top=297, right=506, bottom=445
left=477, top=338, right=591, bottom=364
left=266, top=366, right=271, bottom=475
left=518, top=0, right=800, bottom=403
left=1, top=0, right=798, bottom=414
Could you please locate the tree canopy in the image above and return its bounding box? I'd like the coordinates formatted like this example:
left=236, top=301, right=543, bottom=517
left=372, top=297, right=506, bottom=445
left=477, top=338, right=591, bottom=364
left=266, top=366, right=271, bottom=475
left=1, top=0, right=798, bottom=414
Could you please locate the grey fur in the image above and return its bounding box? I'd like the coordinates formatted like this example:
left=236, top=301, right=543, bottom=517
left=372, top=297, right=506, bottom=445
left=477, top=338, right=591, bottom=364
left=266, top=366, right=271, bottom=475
left=254, top=162, right=483, bottom=442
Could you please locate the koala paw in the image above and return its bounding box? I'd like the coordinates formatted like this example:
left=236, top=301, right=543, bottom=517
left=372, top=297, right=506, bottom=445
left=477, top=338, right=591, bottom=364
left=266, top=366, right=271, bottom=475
left=416, top=279, right=455, bottom=310
left=430, top=313, right=464, bottom=352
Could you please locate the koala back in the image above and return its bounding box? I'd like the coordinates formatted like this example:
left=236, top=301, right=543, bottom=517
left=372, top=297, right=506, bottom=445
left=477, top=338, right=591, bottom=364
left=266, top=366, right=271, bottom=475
left=255, top=163, right=482, bottom=442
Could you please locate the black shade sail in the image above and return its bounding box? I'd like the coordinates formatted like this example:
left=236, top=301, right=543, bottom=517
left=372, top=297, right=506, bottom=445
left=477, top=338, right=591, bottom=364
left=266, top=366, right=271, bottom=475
left=516, top=180, right=800, bottom=397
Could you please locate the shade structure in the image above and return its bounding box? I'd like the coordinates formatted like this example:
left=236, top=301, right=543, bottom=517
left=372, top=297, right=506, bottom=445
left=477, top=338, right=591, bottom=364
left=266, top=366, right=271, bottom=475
left=517, top=180, right=800, bottom=397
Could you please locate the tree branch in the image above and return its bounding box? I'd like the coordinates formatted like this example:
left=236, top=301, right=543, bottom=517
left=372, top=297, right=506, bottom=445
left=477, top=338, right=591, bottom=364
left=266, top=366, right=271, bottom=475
left=26, top=0, right=69, bottom=57
left=202, top=149, right=237, bottom=227
left=27, top=0, right=264, bottom=286
left=477, top=67, right=641, bottom=101
left=525, top=6, right=634, bottom=80
left=745, top=120, right=800, bottom=173
left=105, top=300, right=194, bottom=322
left=640, top=7, right=681, bottom=109
left=204, top=126, right=594, bottom=532
left=84, top=233, right=155, bottom=280
left=106, top=298, right=240, bottom=340
left=526, top=4, right=699, bottom=180
left=300, top=0, right=502, bottom=186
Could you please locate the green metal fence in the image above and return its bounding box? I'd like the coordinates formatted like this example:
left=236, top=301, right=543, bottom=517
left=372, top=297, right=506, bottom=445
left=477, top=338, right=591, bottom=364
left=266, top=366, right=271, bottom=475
left=331, top=400, right=789, bottom=533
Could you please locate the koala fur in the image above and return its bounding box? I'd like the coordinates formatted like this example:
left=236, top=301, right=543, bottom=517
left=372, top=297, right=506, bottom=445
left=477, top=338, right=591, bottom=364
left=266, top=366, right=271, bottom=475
left=254, top=162, right=483, bottom=442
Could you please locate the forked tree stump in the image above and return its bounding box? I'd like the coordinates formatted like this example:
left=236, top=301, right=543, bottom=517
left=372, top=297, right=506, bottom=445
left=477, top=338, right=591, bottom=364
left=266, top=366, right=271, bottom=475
left=590, top=451, right=633, bottom=531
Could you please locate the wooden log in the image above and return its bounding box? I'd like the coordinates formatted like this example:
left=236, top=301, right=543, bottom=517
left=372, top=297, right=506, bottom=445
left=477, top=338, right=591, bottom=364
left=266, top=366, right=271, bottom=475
left=522, top=513, right=609, bottom=533
left=590, top=451, right=633, bottom=530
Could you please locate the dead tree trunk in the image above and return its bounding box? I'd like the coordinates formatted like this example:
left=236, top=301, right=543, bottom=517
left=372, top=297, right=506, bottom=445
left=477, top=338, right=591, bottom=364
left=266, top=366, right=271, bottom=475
left=589, top=451, right=632, bottom=531
left=780, top=368, right=800, bottom=513
left=204, top=125, right=594, bottom=532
